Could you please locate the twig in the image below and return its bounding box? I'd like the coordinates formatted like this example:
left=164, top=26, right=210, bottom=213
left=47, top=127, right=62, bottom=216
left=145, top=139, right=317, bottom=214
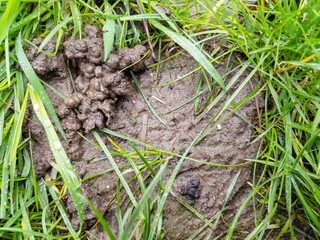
left=136, top=0, right=157, bottom=61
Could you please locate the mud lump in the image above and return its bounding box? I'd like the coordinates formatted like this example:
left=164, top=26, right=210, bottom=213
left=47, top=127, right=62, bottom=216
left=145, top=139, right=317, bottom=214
left=63, top=25, right=148, bottom=132
left=26, top=25, right=148, bottom=162
left=27, top=25, right=148, bottom=133
left=181, top=178, right=200, bottom=200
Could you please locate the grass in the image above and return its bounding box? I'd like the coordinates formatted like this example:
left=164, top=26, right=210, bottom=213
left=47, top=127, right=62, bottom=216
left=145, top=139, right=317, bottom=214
left=0, top=0, right=319, bottom=239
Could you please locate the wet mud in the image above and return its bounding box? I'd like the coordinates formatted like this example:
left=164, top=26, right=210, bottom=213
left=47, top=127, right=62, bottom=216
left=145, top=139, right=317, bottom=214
left=24, top=25, right=266, bottom=239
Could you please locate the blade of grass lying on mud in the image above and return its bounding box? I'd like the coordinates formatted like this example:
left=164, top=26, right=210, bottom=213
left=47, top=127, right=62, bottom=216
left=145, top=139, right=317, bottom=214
left=187, top=170, right=241, bottom=239
left=15, top=33, right=66, bottom=140
left=195, top=81, right=265, bottom=146
left=245, top=204, right=278, bottom=240
left=29, top=86, right=83, bottom=233
left=148, top=19, right=225, bottom=91
left=192, top=60, right=251, bottom=126
left=163, top=87, right=208, bottom=114
left=101, top=128, right=153, bottom=148
left=120, top=160, right=168, bottom=240
left=129, top=143, right=155, bottom=177
left=147, top=122, right=208, bottom=238
left=92, top=130, right=140, bottom=208
left=224, top=175, right=278, bottom=240
left=37, top=16, right=74, bottom=53
left=131, top=71, right=166, bottom=125
left=80, top=195, right=117, bottom=240
left=25, top=30, right=64, bottom=57
left=102, top=128, right=251, bottom=168
left=124, top=144, right=152, bottom=238
left=187, top=219, right=214, bottom=240
left=0, top=0, right=21, bottom=46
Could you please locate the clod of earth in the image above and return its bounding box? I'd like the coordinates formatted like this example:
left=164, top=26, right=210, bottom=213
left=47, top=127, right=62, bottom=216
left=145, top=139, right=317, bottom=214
left=180, top=178, right=200, bottom=199
left=25, top=25, right=149, bottom=163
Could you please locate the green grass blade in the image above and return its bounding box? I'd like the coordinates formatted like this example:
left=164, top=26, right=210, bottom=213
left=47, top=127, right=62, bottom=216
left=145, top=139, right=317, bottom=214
left=124, top=144, right=151, bottom=238
left=9, top=4, right=47, bottom=35
left=101, top=128, right=153, bottom=149
left=149, top=19, right=225, bottom=90
left=29, top=86, right=83, bottom=230
left=92, top=130, right=139, bottom=208
left=69, top=0, right=82, bottom=38
left=103, top=3, right=116, bottom=61
left=129, top=143, right=155, bottom=177
left=37, top=16, right=73, bottom=56
left=16, top=71, right=25, bottom=104
left=0, top=227, right=67, bottom=239
left=291, top=177, right=320, bottom=230
left=41, top=204, right=52, bottom=240
left=131, top=71, right=166, bottom=125
left=187, top=219, right=214, bottom=240
left=5, top=37, right=10, bottom=87
left=192, top=61, right=251, bottom=125
left=0, top=198, right=35, bottom=238
left=9, top=87, right=29, bottom=214
left=48, top=186, right=78, bottom=239
left=103, top=18, right=115, bottom=61
left=19, top=194, right=35, bottom=240
left=37, top=178, right=50, bottom=224
left=225, top=190, right=255, bottom=239
left=245, top=204, right=278, bottom=240
left=80, top=195, right=117, bottom=240
left=0, top=108, right=4, bottom=146
left=0, top=0, right=21, bottom=46
left=120, top=160, right=168, bottom=239
left=15, top=32, right=67, bottom=141
left=311, top=108, right=320, bottom=136
left=0, top=151, right=10, bottom=218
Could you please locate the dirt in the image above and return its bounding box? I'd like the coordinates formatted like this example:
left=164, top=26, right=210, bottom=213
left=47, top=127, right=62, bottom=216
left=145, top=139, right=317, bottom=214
left=24, top=25, right=266, bottom=239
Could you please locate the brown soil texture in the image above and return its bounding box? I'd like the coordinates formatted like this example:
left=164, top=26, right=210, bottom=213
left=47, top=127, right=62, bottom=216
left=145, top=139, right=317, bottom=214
left=24, top=27, right=266, bottom=239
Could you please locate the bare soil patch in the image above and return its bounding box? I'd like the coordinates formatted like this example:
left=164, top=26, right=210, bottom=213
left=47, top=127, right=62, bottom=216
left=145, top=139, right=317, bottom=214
left=24, top=26, right=263, bottom=239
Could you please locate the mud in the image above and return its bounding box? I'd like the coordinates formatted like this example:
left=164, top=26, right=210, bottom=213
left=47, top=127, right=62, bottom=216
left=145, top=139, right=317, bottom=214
left=25, top=25, right=148, bottom=175
left=24, top=25, right=267, bottom=239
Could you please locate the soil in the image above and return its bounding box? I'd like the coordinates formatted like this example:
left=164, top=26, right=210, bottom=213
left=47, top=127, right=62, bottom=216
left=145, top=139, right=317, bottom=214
left=24, top=25, right=267, bottom=239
